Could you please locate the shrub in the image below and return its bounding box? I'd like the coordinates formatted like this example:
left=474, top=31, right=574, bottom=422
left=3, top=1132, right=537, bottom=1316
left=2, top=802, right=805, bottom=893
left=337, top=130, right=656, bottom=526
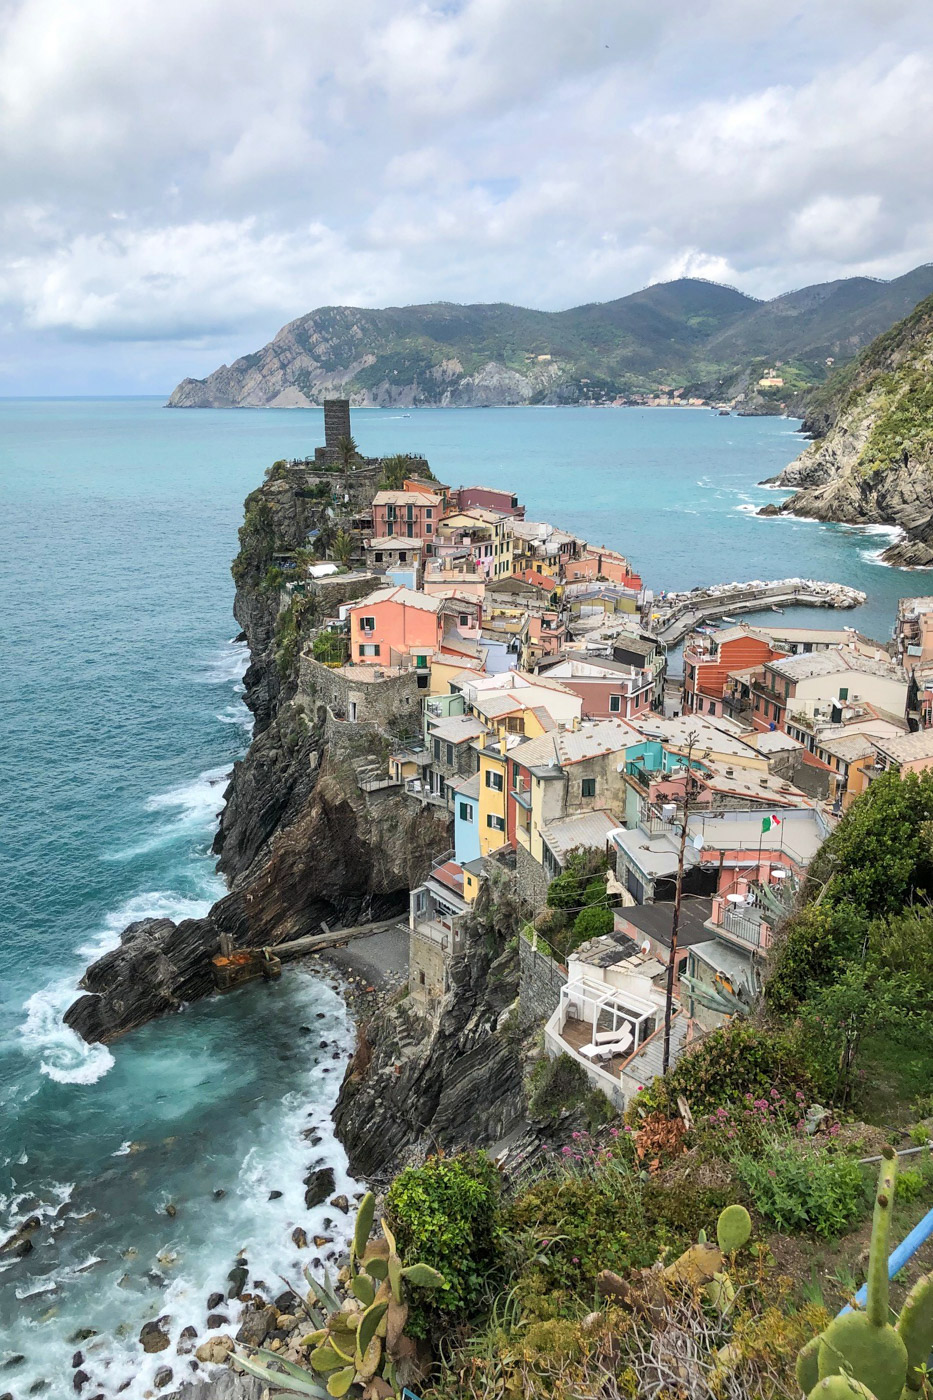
left=569, top=904, right=614, bottom=948
left=627, top=1020, right=810, bottom=1122
left=385, top=1152, right=501, bottom=1335
left=508, top=1168, right=655, bottom=1300
left=528, top=1053, right=590, bottom=1121
left=732, top=1140, right=867, bottom=1237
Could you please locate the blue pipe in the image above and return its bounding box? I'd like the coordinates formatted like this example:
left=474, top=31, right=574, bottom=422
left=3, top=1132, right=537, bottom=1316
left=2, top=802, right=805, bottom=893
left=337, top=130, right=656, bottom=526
left=842, top=1204, right=933, bottom=1314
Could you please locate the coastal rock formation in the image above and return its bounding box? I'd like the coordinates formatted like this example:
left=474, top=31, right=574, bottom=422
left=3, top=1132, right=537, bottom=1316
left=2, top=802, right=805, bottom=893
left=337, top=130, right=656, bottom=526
left=166, top=270, right=933, bottom=411
left=762, top=292, right=933, bottom=566
left=334, top=879, right=524, bottom=1179
left=65, top=463, right=449, bottom=1045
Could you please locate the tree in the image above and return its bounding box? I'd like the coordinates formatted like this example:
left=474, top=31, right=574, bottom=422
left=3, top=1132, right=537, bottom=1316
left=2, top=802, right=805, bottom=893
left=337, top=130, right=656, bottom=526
left=336, top=433, right=359, bottom=491
left=380, top=454, right=412, bottom=490
left=331, top=528, right=355, bottom=568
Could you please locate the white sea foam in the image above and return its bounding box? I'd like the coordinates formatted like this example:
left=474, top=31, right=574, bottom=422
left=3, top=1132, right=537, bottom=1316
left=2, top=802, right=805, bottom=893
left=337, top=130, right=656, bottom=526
left=111, top=1141, right=132, bottom=1158
left=195, top=641, right=249, bottom=686
left=107, top=764, right=232, bottom=861
left=20, top=980, right=116, bottom=1085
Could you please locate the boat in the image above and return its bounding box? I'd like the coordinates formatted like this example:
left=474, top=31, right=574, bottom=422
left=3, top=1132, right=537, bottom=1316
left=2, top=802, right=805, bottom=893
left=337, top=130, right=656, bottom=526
left=771, top=605, right=784, bottom=614
left=721, top=615, right=737, bottom=624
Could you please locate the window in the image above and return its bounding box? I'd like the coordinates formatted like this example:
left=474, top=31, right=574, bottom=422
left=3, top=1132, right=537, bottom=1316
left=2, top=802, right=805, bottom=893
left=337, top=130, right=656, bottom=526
left=446, top=743, right=454, bottom=765
left=425, top=508, right=433, bottom=519
left=609, top=694, right=622, bottom=713
left=348, top=701, right=357, bottom=721
left=581, top=777, right=596, bottom=798
left=406, top=504, right=414, bottom=520
left=426, top=523, right=433, bottom=534
left=359, top=643, right=381, bottom=657
left=486, top=814, right=505, bottom=831
left=459, top=614, right=470, bottom=627
left=359, top=616, right=376, bottom=631
left=374, top=552, right=384, bottom=563
left=419, top=971, right=425, bottom=986
left=839, top=687, right=849, bottom=701
left=386, top=522, right=394, bottom=536
left=399, top=551, right=407, bottom=563
left=458, top=802, right=474, bottom=823
left=433, top=738, right=441, bottom=761
left=485, top=769, right=503, bottom=791
left=406, top=523, right=414, bottom=538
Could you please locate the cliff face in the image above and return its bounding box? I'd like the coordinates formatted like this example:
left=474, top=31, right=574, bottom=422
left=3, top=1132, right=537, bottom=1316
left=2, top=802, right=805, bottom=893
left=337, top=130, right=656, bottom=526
left=333, top=876, right=524, bottom=1180
left=764, top=293, right=933, bottom=566
left=64, top=465, right=449, bottom=1045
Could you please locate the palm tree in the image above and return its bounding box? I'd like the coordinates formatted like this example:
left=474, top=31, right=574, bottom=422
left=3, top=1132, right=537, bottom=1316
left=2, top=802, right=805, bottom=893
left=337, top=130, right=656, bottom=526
left=380, top=454, right=410, bottom=491
left=332, top=529, right=355, bottom=568
left=336, top=434, right=359, bottom=494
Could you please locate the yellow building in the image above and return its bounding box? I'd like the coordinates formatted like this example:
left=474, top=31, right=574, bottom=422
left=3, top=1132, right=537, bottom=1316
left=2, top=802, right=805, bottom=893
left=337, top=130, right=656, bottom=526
left=477, top=743, right=509, bottom=853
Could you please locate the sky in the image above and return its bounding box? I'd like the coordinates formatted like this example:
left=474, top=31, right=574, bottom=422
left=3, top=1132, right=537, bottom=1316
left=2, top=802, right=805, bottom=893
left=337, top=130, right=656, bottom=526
left=1, top=0, right=932, bottom=394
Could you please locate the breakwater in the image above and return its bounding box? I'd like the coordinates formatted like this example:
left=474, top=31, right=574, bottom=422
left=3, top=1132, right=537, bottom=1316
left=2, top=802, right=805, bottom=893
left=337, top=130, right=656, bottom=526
left=645, top=578, right=867, bottom=646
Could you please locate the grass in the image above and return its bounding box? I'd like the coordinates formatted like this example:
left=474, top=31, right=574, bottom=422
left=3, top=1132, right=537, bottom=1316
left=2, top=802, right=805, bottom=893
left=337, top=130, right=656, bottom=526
left=855, top=1024, right=933, bottom=1128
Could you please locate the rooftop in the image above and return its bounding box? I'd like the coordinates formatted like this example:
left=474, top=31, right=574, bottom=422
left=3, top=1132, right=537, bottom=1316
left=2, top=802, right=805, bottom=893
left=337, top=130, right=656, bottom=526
left=372, top=489, right=441, bottom=507
left=819, top=733, right=878, bottom=763
left=767, top=649, right=903, bottom=683
left=366, top=536, right=425, bottom=550
left=540, top=809, right=620, bottom=861
left=351, top=585, right=441, bottom=614
left=615, top=897, right=714, bottom=950
left=428, top=714, right=489, bottom=744
left=874, top=730, right=933, bottom=764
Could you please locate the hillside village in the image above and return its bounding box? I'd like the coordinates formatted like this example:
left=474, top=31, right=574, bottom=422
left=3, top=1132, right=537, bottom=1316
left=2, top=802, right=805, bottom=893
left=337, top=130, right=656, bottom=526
left=259, top=401, right=933, bottom=1116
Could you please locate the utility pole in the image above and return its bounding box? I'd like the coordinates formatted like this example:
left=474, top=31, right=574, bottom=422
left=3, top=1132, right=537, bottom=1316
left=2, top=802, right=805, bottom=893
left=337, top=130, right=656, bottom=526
left=663, top=733, right=697, bottom=1074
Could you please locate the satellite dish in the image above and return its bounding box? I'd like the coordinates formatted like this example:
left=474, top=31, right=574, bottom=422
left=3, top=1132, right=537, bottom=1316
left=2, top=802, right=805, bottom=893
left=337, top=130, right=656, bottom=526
left=640, top=939, right=651, bottom=956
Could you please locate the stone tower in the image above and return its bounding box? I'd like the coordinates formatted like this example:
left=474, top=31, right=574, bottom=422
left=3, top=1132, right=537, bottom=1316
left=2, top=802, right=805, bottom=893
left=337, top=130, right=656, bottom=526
left=323, top=399, right=352, bottom=462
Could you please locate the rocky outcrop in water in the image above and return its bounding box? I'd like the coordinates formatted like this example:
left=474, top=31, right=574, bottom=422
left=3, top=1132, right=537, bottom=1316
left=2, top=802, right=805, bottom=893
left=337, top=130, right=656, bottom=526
left=762, top=292, right=933, bottom=566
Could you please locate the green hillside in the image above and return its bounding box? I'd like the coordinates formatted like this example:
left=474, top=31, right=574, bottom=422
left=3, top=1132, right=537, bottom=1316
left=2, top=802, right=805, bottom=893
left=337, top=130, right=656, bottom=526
left=168, top=266, right=933, bottom=409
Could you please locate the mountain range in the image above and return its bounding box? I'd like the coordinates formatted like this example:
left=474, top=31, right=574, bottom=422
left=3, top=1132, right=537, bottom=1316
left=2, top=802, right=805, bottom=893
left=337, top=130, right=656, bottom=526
left=167, top=265, right=933, bottom=410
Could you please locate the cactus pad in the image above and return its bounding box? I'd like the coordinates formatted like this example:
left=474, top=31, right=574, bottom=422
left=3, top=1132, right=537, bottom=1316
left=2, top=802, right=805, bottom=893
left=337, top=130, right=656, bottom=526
left=808, top=1378, right=879, bottom=1400
left=717, top=1204, right=752, bottom=1253
left=818, top=1313, right=908, bottom=1400
left=896, top=1272, right=933, bottom=1388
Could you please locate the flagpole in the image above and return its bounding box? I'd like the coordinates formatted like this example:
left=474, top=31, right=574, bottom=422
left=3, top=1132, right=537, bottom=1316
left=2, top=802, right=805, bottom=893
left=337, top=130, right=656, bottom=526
left=664, top=733, right=696, bottom=1074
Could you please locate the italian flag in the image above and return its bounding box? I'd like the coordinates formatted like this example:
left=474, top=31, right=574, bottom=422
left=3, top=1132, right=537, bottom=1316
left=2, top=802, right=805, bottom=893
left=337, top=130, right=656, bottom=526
left=761, top=813, right=782, bottom=833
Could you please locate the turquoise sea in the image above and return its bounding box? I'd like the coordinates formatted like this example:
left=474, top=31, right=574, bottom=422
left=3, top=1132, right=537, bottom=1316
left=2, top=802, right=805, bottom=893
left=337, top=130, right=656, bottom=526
left=0, top=399, right=920, bottom=1395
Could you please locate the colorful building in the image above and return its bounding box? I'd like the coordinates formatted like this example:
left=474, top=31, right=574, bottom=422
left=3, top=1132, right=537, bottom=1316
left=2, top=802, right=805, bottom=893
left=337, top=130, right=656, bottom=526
left=371, top=489, right=443, bottom=544
left=683, top=626, right=783, bottom=718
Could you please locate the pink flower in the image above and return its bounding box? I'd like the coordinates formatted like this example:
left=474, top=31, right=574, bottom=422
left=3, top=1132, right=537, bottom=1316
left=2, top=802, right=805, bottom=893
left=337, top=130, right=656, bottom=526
left=610, top=1127, right=619, bottom=1138
left=561, top=1146, right=572, bottom=1155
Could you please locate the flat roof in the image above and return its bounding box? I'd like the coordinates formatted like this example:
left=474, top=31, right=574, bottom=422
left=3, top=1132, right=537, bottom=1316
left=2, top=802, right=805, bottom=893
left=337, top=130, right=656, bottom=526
left=540, top=809, right=619, bottom=860
left=615, top=897, right=714, bottom=950
left=428, top=714, right=488, bottom=744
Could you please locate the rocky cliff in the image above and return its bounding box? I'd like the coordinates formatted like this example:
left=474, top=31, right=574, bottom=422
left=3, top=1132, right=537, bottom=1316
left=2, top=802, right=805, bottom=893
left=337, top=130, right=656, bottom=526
left=166, top=269, right=933, bottom=410
left=762, top=293, right=933, bottom=567
left=65, top=462, right=449, bottom=1045
left=333, top=870, right=525, bottom=1180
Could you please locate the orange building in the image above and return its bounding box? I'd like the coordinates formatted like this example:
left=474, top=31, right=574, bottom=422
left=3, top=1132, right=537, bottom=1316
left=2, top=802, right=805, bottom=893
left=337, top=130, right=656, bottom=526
left=683, top=626, right=785, bottom=718
left=563, top=548, right=641, bottom=591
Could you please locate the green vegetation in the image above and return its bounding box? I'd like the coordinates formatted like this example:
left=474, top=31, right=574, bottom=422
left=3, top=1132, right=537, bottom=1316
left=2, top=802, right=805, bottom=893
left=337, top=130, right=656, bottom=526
left=527, top=1052, right=614, bottom=1132
left=536, top=848, right=616, bottom=959
left=232, top=496, right=276, bottom=587
left=274, top=592, right=317, bottom=679
left=385, top=1153, right=502, bottom=1335
left=799, top=290, right=933, bottom=476
left=311, top=630, right=348, bottom=666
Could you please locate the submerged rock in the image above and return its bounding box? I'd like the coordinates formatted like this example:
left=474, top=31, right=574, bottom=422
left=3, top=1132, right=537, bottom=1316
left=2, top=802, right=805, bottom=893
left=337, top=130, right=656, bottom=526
left=139, top=1318, right=171, bottom=1353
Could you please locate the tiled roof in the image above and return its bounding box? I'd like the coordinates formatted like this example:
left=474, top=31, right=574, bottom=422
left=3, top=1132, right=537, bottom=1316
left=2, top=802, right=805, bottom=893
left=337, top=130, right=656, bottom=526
left=767, top=649, right=902, bottom=682
left=874, top=729, right=933, bottom=763
left=428, top=715, right=489, bottom=744
left=540, top=809, right=620, bottom=860
left=372, top=489, right=441, bottom=506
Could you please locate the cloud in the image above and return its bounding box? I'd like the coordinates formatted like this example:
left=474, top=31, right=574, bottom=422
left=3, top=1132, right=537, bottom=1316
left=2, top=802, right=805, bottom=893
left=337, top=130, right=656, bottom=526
left=0, top=0, right=930, bottom=389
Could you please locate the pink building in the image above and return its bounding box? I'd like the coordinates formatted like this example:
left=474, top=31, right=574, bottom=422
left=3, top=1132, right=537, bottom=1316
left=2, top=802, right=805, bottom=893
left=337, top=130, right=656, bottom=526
left=347, top=586, right=481, bottom=666
left=535, top=656, right=654, bottom=719
left=563, top=549, right=642, bottom=591
left=371, top=489, right=443, bottom=545
left=455, top=485, right=524, bottom=518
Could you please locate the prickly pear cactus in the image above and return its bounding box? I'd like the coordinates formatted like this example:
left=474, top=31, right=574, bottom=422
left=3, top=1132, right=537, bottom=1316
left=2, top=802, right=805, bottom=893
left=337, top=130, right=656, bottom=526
left=716, top=1204, right=752, bottom=1253
left=897, top=1272, right=933, bottom=1392
left=815, top=1149, right=908, bottom=1400
left=808, top=1377, right=879, bottom=1400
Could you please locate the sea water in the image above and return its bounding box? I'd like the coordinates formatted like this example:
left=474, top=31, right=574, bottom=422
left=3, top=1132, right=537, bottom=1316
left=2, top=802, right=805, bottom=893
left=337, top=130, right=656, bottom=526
left=0, top=399, right=920, bottom=1394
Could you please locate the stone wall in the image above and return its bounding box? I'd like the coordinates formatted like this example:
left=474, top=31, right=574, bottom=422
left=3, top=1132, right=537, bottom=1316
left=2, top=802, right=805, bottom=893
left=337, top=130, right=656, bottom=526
left=518, top=931, right=566, bottom=1027
left=515, top=841, right=549, bottom=910
left=299, top=655, right=421, bottom=727
left=409, top=926, right=447, bottom=1017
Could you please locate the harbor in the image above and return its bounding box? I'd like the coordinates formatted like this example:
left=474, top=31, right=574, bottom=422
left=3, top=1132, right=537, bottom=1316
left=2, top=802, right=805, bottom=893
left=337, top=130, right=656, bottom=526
left=644, top=578, right=867, bottom=646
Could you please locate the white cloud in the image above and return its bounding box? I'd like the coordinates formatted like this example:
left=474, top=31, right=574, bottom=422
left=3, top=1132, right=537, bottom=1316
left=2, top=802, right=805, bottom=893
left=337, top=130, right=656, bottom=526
left=0, top=0, right=930, bottom=389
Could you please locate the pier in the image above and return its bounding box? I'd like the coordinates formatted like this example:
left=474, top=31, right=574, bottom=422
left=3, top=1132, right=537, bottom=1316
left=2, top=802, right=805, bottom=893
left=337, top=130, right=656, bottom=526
left=210, top=916, right=406, bottom=991
left=644, top=579, right=867, bottom=647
